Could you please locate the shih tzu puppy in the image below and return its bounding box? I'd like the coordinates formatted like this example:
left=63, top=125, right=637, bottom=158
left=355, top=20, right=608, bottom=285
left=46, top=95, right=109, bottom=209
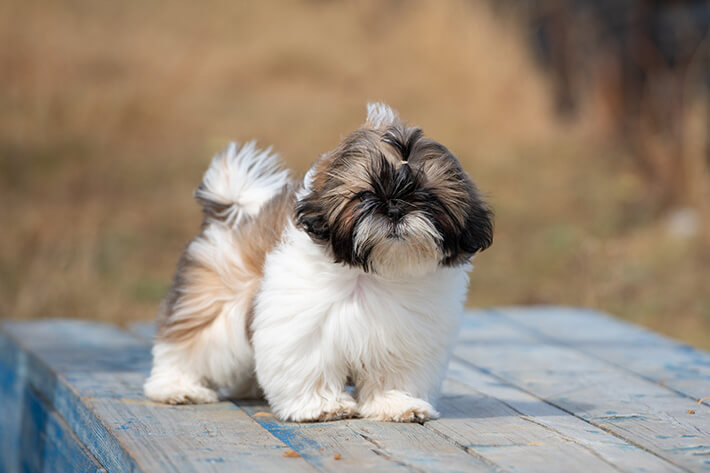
left=144, top=103, right=493, bottom=422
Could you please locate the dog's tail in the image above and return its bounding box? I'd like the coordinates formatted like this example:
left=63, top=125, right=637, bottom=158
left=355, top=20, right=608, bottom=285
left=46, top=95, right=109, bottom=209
left=194, top=141, right=290, bottom=227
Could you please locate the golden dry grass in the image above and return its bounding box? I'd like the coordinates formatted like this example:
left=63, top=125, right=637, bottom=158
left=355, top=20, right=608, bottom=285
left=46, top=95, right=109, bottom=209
left=1, top=0, right=708, bottom=346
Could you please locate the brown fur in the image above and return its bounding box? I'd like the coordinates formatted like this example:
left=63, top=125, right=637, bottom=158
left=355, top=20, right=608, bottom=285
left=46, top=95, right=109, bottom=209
left=296, top=119, right=493, bottom=271
left=156, top=185, right=295, bottom=343
left=156, top=109, right=492, bottom=343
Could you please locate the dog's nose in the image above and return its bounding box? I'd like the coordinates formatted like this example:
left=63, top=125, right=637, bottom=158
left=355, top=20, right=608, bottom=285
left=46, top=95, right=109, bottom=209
left=387, top=206, right=403, bottom=222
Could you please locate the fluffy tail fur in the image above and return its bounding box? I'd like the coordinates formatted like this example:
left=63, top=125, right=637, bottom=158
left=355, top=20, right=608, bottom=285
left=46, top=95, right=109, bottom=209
left=194, top=141, right=290, bottom=226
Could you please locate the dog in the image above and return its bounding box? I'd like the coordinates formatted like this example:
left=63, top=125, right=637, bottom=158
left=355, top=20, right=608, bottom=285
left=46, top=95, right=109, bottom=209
left=144, top=103, right=493, bottom=422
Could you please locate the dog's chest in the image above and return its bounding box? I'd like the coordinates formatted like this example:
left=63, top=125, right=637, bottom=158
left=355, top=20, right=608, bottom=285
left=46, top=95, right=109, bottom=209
left=323, top=273, right=451, bottom=355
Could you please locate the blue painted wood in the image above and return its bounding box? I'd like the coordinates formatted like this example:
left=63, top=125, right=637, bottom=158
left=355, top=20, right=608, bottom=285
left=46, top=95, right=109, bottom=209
left=18, top=385, right=106, bottom=473
left=457, top=309, right=710, bottom=473
left=1, top=325, right=105, bottom=473
left=493, top=306, right=710, bottom=403
left=0, top=320, right=317, bottom=473
left=129, top=319, right=694, bottom=473
left=4, top=309, right=710, bottom=473
left=238, top=402, right=496, bottom=473
left=129, top=323, right=500, bottom=472
left=432, top=365, right=685, bottom=473
left=0, top=328, right=25, bottom=473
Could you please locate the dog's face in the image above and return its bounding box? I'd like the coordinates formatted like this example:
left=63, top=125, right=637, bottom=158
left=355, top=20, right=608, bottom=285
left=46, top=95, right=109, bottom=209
left=296, top=103, right=493, bottom=278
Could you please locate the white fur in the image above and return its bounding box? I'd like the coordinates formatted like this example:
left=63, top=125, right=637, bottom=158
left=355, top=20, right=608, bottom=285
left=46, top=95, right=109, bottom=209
left=195, top=141, right=289, bottom=227
left=251, top=223, right=469, bottom=421
left=145, top=114, right=473, bottom=422
left=145, top=215, right=469, bottom=418
left=144, top=223, right=261, bottom=404
left=145, top=141, right=288, bottom=405
left=353, top=211, right=443, bottom=279
left=366, top=102, right=399, bottom=129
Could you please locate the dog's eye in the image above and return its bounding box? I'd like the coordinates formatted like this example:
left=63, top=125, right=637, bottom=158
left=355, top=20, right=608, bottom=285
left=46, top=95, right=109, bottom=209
left=357, top=191, right=375, bottom=201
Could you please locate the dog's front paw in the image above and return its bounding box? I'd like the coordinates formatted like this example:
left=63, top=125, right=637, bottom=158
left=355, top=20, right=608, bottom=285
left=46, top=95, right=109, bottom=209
left=359, top=390, right=439, bottom=422
left=315, top=396, right=358, bottom=422
left=279, top=394, right=358, bottom=422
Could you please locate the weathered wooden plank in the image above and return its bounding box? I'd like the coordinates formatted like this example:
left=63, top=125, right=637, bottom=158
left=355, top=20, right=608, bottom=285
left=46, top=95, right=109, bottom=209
left=429, top=379, right=624, bottom=473
left=440, top=361, right=685, bottom=473
left=344, top=419, right=500, bottom=473
left=129, top=320, right=670, bottom=473
left=239, top=401, right=496, bottom=473
left=1, top=320, right=318, bottom=473
left=1, top=328, right=107, bottom=473
left=456, top=311, right=710, bottom=472
left=129, top=322, right=500, bottom=472
left=19, top=385, right=107, bottom=473
left=492, top=307, right=710, bottom=404
left=1, top=330, right=26, bottom=473
left=13, top=312, right=707, bottom=473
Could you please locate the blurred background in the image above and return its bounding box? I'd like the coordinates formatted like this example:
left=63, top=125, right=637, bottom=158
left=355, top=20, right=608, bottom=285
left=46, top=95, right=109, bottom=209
left=1, top=0, right=708, bottom=346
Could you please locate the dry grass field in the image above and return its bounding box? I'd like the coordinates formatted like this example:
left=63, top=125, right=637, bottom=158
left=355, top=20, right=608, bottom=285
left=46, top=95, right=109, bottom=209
left=1, top=1, right=709, bottom=346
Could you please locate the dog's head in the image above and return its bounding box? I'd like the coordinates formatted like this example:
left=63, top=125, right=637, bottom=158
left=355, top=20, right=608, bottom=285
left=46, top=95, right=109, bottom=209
left=296, top=103, right=493, bottom=278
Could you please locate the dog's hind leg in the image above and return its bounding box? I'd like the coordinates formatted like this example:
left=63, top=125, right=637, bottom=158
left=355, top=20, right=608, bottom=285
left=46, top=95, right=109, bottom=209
left=145, top=141, right=290, bottom=404
left=144, top=340, right=221, bottom=404
left=144, top=224, right=258, bottom=404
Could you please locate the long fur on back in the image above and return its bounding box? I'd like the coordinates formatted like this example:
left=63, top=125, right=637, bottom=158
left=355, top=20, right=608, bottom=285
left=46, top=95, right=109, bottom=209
left=145, top=104, right=493, bottom=422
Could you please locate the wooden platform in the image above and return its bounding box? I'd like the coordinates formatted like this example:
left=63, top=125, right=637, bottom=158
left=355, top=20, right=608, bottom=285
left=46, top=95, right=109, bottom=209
left=1, top=307, right=709, bottom=473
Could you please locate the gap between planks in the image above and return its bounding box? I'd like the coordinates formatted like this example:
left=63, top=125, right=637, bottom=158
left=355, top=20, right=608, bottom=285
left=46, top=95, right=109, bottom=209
left=450, top=355, right=694, bottom=473
left=436, top=362, right=685, bottom=473
left=128, top=321, right=681, bottom=473
left=1, top=322, right=320, bottom=473
left=454, top=309, right=709, bottom=473
left=127, top=322, right=501, bottom=473
left=490, top=307, right=710, bottom=409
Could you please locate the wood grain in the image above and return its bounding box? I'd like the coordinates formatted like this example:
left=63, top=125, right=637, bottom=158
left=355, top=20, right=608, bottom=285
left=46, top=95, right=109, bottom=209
left=18, top=385, right=107, bottom=473
left=131, top=320, right=666, bottom=472
left=239, top=401, right=496, bottom=473
left=130, top=321, right=501, bottom=472
left=4, top=307, right=710, bottom=473
left=1, top=320, right=318, bottom=473
left=440, top=361, right=685, bottom=473
left=494, top=306, right=710, bottom=403
left=456, top=310, right=710, bottom=472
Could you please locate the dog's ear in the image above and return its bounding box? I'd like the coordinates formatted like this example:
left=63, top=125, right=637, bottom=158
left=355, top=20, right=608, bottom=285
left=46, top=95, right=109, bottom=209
left=294, top=189, right=330, bottom=242
left=365, top=102, right=400, bottom=129
left=295, top=159, right=331, bottom=242
left=458, top=196, right=494, bottom=257
left=436, top=174, right=494, bottom=266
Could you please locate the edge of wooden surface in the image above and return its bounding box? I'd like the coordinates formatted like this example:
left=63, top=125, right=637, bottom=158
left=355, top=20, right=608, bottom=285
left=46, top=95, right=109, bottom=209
left=0, top=319, right=501, bottom=473
left=130, top=307, right=704, bottom=473
left=490, top=305, right=710, bottom=403
left=455, top=307, right=710, bottom=472
left=2, top=307, right=709, bottom=473
left=0, top=320, right=150, bottom=473
left=0, top=320, right=321, bottom=473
